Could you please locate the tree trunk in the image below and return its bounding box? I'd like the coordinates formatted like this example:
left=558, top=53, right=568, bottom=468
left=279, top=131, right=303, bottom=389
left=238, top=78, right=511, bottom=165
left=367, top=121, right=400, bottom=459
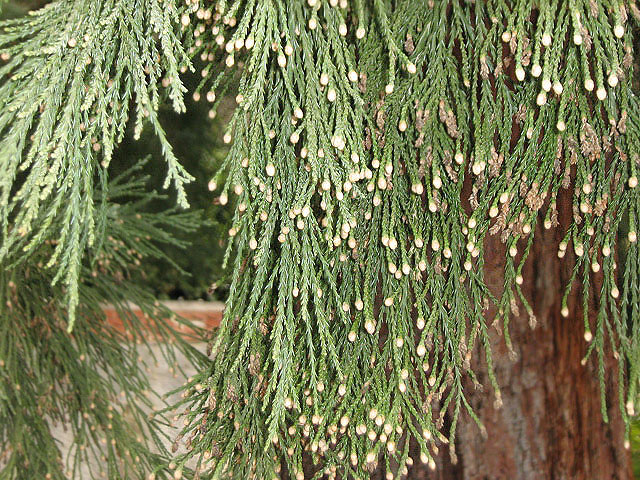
left=406, top=210, right=633, bottom=479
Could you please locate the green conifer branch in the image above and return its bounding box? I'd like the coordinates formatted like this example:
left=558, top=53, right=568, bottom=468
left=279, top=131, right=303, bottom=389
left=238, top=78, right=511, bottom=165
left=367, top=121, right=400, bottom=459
left=0, top=0, right=194, bottom=330
left=170, top=1, right=640, bottom=479
left=3, top=0, right=640, bottom=479
left=0, top=163, right=208, bottom=479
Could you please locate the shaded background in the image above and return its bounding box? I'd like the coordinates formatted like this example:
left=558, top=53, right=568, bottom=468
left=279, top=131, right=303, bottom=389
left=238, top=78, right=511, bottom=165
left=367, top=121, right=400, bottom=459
left=3, top=0, right=233, bottom=302
left=108, top=87, right=233, bottom=301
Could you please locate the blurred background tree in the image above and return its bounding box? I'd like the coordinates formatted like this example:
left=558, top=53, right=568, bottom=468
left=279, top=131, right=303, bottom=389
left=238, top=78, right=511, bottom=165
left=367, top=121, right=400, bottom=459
left=109, top=81, right=233, bottom=301
left=0, top=0, right=43, bottom=16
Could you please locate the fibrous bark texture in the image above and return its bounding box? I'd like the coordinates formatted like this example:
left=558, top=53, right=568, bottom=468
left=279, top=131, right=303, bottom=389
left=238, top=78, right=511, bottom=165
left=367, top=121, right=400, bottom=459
left=406, top=211, right=632, bottom=479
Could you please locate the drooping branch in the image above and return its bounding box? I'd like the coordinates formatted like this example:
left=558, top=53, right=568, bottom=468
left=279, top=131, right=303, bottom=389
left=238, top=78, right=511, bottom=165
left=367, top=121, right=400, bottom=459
left=172, top=2, right=640, bottom=479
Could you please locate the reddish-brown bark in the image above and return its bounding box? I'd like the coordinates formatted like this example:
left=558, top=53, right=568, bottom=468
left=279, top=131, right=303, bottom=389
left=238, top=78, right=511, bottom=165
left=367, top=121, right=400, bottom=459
left=403, top=215, right=632, bottom=479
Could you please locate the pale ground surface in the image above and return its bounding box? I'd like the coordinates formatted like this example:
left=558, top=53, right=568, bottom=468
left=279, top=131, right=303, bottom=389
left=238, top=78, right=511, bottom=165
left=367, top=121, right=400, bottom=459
left=53, top=342, right=205, bottom=478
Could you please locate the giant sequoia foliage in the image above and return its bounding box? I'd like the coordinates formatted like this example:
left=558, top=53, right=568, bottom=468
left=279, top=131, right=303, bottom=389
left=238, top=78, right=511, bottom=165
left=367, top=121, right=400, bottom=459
left=1, top=1, right=640, bottom=479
